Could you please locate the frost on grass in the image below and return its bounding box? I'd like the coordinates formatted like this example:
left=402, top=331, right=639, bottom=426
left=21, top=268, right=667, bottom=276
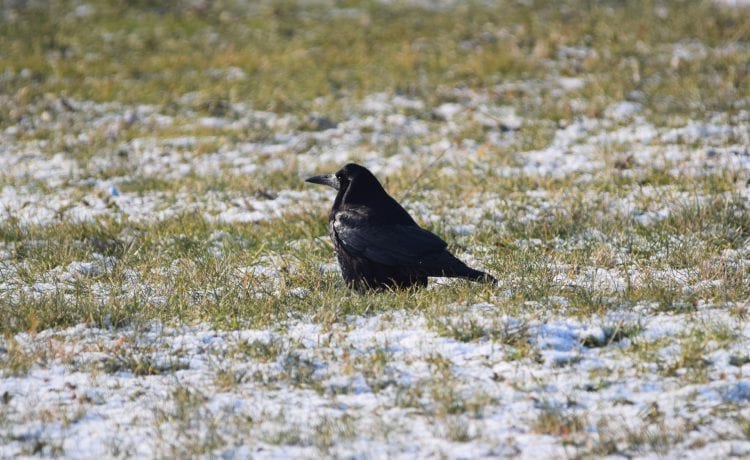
left=2, top=82, right=750, bottom=454
left=1, top=306, right=749, bottom=458
left=2, top=0, right=750, bottom=457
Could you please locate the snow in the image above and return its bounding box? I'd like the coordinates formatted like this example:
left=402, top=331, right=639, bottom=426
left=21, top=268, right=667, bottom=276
left=1, top=36, right=750, bottom=457
left=604, top=101, right=642, bottom=121
left=2, top=306, right=748, bottom=457
left=713, top=0, right=750, bottom=7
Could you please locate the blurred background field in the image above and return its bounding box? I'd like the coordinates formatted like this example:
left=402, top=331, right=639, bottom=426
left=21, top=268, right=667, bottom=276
left=3, top=0, right=748, bottom=113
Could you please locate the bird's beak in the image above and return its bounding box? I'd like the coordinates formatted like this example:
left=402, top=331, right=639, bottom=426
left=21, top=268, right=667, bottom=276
left=305, top=173, right=339, bottom=190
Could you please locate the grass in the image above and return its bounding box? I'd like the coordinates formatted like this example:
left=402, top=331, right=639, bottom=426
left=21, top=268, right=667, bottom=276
left=1, top=1, right=748, bottom=117
left=1, top=0, right=749, bottom=456
left=532, top=402, right=586, bottom=439
left=589, top=413, right=680, bottom=457
left=1, top=183, right=746, bottom=331
left=0, top=338, right=40, bottom=377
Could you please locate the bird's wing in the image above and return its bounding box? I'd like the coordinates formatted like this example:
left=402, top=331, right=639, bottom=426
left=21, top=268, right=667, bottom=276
left=333, top=211, right=447, bottom=267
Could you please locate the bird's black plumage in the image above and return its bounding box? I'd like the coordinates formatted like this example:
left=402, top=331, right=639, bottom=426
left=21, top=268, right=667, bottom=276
left=306, top=163, right=496, bottom=290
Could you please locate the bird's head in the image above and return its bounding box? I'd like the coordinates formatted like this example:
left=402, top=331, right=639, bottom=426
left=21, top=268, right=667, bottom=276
left=305, top=163, right=384, bottom=204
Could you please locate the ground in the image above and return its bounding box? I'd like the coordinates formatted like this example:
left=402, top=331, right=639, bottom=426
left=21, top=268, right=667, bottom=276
left=1, top=0, right=750, bottom=458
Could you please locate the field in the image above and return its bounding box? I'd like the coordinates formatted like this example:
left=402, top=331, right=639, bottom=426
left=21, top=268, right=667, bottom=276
left=1, top=0, right=750, bottom=457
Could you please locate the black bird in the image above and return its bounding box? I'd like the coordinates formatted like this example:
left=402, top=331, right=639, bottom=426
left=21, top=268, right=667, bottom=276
left=306, top=163, right=496, bottom=290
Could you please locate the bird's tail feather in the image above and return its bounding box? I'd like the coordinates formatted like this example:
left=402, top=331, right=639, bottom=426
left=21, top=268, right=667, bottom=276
left=425, top=252, right=497, bottom=285
left=457, top=267, right=497, bottom=285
